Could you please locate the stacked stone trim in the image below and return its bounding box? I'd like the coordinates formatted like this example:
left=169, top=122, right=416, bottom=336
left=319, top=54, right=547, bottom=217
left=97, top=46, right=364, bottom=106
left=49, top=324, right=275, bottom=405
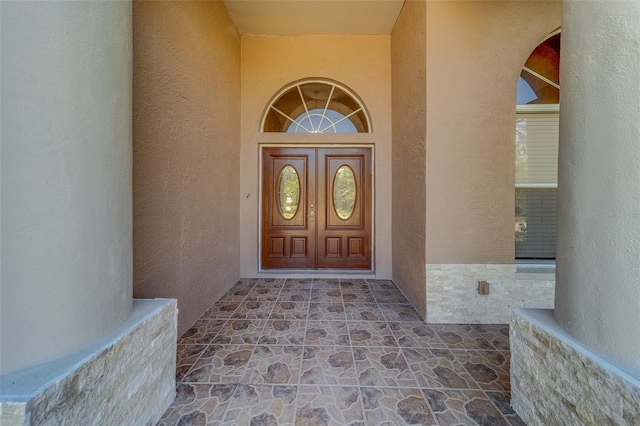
left=1, top=299, right=177, bottom=426
left=511, top=309, right=640, bottom=425
left=427, top=264, right=554, bottom=324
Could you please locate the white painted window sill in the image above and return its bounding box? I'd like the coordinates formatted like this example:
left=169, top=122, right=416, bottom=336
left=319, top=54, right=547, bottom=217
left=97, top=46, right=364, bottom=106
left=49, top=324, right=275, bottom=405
left=515, top=260, right=555, bottom=280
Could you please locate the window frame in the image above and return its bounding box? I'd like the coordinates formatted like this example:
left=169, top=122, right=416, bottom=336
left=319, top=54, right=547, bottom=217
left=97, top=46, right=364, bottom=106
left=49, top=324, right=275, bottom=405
left=260, top=78, right=372, bottom=134
left=515, top=104, right=559, bottom=260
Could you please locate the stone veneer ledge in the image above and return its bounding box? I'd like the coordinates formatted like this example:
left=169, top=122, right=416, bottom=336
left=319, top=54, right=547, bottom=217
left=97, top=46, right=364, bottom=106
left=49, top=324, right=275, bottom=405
left=1, top=299, right=177, bottom=426
left=510, top=308, right=640, bottom=425
left=426, top=264, right=554, bottom=324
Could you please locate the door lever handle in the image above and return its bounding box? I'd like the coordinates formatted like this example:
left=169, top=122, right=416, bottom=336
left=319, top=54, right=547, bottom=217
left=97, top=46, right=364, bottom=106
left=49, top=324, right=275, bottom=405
left=307, top=211, right=315, bottom=217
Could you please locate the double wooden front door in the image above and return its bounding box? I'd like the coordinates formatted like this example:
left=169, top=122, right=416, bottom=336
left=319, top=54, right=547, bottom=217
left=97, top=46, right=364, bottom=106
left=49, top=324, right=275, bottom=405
left=262, top=147, right=372, bottom=270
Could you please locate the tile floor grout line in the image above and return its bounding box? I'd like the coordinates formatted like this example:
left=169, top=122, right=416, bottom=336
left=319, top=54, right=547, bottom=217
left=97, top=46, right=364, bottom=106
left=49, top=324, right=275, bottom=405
left=176, top=278, right=257, bottom=386
left=285, top=383, right=300, bottom=426
left=346, top=279, right=370, bottom=425
left=216, top=382, right=241, bottom=424
left=240, top=278, right=286, bottom=386
left=369, top=278, right=390, bottom=324
left=179, top=334, right=216, bottom=380
left=399, top=345, right=427, bottom=396
left=178, top=316, right=233, bottom=382
left=339, top=278, right=354, bottom=349
left=255, top=278, right=285, bottom=344
left=357, top=381, right=368, bottom=423
left=293, top=277, right=310, bottom=419
left=340, top=279, right=366, bottom=400
left=482, top=389, right=515, bottom=426
left=216, top=280, right=259, bottom=387
left=412, top=382, right=440, bottom=426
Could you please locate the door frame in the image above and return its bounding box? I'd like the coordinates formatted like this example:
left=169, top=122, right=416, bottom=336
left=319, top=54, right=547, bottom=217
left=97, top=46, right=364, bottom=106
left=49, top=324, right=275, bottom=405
left=258, top=143, right=375, bottom=273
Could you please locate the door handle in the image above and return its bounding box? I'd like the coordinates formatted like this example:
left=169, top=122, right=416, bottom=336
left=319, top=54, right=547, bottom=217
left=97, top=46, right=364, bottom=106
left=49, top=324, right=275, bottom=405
left=307, top=211, right=315, bottom=217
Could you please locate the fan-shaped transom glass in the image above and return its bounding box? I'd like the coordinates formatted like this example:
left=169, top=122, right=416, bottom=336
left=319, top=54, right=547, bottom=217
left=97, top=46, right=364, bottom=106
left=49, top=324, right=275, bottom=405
left=517, top=31, right=560, bottom=105
left=261, top=79, right=371, bottom=133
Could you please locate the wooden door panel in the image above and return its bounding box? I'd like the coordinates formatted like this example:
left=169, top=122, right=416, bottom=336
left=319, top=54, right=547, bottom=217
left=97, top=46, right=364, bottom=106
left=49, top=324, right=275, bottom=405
left=347, top=237, right=366, bottom=259
left=317, top=148, right=371, bottom=269
left=267, top=237, right=284, bottom=257
left=262, top=148, right=316, bottom=269
left=324, top=237, right=342, bottom=258
left=290, top=237, right=309, bottom=258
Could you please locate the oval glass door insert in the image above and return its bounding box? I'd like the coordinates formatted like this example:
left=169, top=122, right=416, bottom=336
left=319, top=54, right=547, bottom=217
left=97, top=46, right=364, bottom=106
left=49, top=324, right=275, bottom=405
left=333, top=165, right=356, bottom=220
left=278, top=165, right=300, bottom=220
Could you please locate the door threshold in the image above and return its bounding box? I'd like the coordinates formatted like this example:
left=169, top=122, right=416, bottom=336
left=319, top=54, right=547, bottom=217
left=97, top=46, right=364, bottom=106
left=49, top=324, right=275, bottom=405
left=256, top=269, right=377, bottom=279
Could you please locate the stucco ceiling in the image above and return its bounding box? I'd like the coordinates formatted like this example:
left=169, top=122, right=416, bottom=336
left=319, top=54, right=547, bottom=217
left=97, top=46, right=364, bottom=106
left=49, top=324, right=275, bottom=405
left=222, top=0, right=405, bottom=35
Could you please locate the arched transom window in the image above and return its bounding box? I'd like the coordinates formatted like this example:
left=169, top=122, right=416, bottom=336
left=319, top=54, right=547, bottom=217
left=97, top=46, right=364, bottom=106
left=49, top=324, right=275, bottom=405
left=261, top=79, right=371, bottom=133
left=517, top=31, right=560, bottom=105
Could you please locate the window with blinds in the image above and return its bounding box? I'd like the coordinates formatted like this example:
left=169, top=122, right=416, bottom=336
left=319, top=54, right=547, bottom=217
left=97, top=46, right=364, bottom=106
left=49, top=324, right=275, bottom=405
left=515, top=111, right=559, bottom=259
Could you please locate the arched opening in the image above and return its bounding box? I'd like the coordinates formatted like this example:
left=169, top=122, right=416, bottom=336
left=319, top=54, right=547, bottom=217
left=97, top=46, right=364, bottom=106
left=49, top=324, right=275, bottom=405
left=515, top=30, right=560, bottom=260
left=261, top=78, right=372, bottom=133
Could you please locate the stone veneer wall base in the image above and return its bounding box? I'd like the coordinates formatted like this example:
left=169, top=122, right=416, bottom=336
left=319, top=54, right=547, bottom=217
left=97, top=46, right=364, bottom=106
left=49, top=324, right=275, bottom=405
left=0, top=299, right=177, bottom=426
left=426, top=264, right=554, bottom=324
left=511, top=308, right=640, bottom=425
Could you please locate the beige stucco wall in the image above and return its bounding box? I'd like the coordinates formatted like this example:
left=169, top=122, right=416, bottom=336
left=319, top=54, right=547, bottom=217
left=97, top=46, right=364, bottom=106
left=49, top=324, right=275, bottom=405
left=425, top=1, right=561, bottom=264
left=240, top=35, right=392, bottom=278
left=133, top=1, right=241, bottom=335
left=391, top=0, right=427, bottom=318
left=1, top=1, right=133, bottom=373
left=390, top=0, right=559, bottom=319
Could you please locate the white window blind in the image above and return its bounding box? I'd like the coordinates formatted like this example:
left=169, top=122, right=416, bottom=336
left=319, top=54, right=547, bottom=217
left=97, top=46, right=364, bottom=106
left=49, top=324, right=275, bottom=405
left=515, top=112, right=559, bottom=259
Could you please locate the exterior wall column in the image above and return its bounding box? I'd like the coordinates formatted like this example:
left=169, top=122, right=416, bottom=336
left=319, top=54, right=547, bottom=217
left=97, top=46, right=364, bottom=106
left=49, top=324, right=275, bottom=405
left=555, top=0, right=640, bottom=367
left=1, top=1, right=133, bottom=374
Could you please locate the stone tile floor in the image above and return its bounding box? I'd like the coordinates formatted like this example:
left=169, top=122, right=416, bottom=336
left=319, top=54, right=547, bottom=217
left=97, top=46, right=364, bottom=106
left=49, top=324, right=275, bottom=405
left=158, top=278, right=524, bottom=426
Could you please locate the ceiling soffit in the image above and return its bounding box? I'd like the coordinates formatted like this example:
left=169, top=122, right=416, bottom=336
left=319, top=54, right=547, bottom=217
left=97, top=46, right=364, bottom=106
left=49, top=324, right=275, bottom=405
left=223, top=0, right=405, bottom=35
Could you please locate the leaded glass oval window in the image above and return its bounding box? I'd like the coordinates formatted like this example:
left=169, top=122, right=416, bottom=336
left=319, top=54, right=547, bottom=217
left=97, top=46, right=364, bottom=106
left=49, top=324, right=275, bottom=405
left=261, top=79, right=371, bottom=133
left=333, top=165, right=356, bottom=220
left=278, top=166, right=300, bottom=220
